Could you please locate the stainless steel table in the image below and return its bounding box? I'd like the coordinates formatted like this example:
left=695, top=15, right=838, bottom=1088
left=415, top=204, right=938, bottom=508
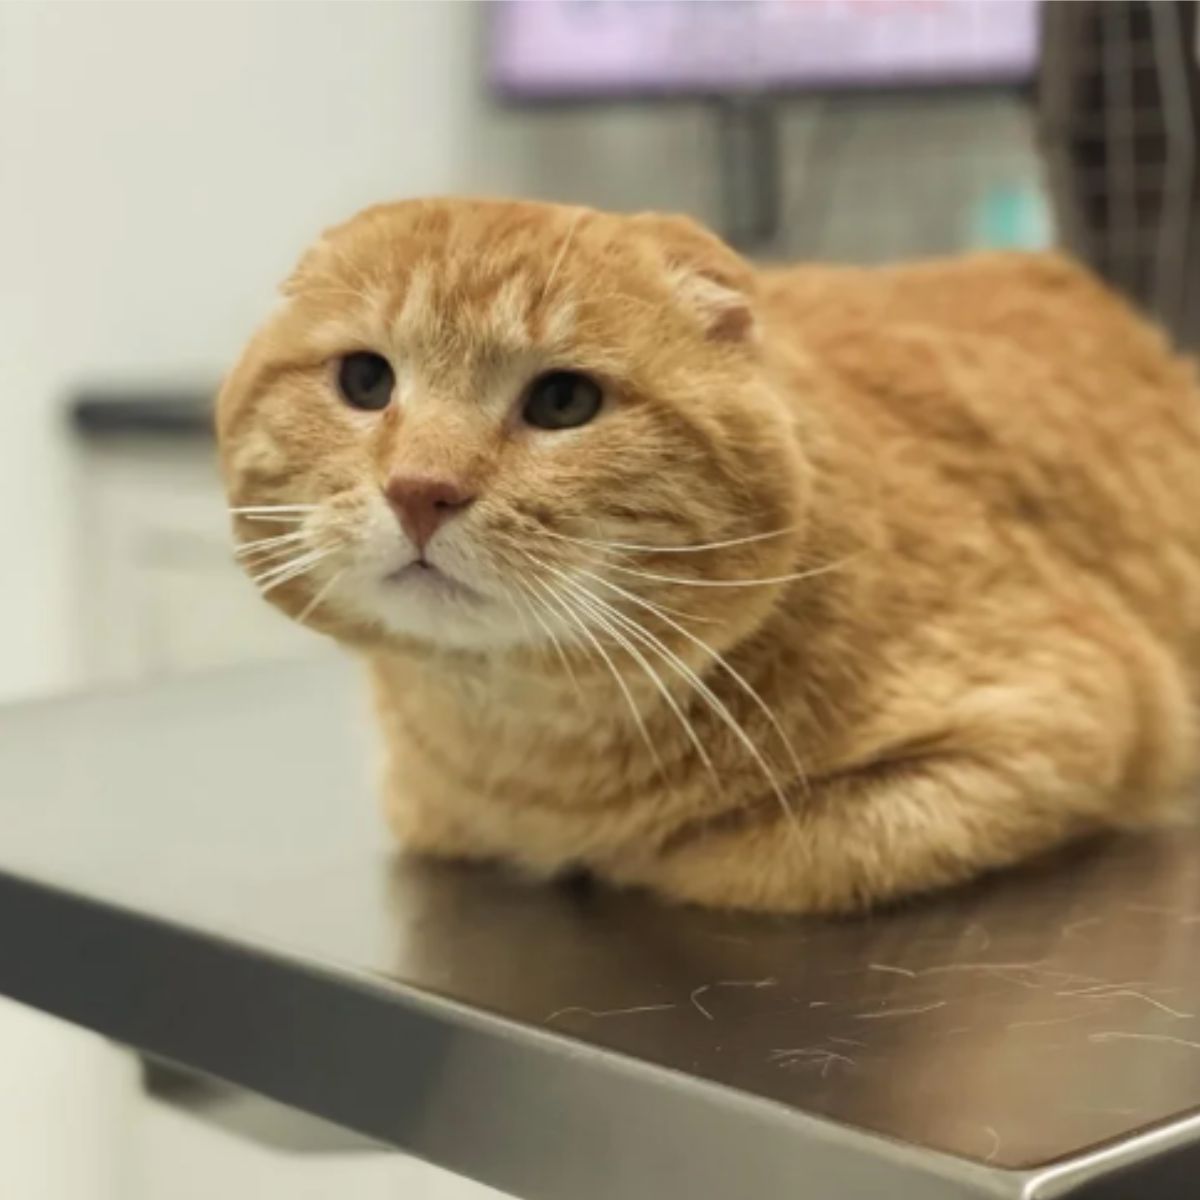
left=1, top=660, right=1199, bottom=1198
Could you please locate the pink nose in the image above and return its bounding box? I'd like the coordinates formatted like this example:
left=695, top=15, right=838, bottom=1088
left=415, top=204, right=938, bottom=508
left=384, top=475, right=476, bottom=552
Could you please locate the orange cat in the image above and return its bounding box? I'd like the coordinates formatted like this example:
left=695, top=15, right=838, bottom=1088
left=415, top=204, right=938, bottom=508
left=218, top=198, right=1200, bottom=912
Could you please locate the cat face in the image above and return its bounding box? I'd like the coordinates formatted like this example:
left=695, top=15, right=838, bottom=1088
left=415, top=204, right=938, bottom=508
left=218, top=199, right=806, bottom=655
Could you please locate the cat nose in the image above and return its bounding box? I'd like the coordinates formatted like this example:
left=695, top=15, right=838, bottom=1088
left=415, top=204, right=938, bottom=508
left=384, top=475, right=476, bottom=552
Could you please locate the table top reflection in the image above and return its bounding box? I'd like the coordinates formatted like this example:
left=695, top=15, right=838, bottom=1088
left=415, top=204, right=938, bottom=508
left=1, top=658, right=1199, bottom=1199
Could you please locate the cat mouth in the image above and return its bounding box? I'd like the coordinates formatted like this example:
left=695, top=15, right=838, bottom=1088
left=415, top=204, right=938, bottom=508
left=384, top=559, right=482, bottom=604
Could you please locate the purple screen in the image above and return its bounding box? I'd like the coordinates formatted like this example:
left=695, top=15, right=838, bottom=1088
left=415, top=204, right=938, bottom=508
left=490, top=0, right=1042, bottom=98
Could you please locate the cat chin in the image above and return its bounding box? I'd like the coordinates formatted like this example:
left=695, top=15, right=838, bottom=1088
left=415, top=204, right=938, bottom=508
left=340, top=579, right=534, bottom=655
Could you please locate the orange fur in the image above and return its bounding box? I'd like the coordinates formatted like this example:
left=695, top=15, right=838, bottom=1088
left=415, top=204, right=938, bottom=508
left=217, top=198, right=1200, bottom=912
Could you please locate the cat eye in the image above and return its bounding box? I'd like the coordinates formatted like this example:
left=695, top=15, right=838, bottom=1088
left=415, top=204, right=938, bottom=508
left=522, top=371, right=603, bottom=431
left=337, top=351, right=394, bottom=411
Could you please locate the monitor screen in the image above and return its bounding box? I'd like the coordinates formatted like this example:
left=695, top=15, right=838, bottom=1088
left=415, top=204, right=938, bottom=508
left=490, top=0, right=1042, bottom=99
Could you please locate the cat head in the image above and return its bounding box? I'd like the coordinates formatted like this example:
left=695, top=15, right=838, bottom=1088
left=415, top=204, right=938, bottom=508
left=217, top=198, right=808, bottom=658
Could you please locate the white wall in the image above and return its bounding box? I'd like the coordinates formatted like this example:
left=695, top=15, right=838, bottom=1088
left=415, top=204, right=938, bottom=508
left=0, top=0, right=723, bottom=703
left=0, top=1, right=1040, bottom=702
left=0, top=5, right=1045, bottom=1193
left=0, top=0, right=483, bottom=700
left=0, top=3, right=489, bottom=1189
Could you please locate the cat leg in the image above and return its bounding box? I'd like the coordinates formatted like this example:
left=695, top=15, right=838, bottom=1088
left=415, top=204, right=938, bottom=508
left=616, top=640, right=1196, bottom=913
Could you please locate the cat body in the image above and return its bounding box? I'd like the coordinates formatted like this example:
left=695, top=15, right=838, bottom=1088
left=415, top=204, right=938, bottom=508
left=219, top=199, right=1200, bottom=912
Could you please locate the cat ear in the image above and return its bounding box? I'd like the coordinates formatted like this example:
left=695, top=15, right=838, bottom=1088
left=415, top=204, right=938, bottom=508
left=633, top=212, right=757, bottom=344
left=666, top=266, right=756, bottom=343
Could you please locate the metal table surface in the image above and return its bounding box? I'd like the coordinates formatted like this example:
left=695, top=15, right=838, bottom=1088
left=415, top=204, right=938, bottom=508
left=1, top=659, right=1199, bottom=1199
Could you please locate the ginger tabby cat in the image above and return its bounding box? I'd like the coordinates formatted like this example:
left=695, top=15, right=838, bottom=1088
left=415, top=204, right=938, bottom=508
left=218, top=198, right=1200, bottom=913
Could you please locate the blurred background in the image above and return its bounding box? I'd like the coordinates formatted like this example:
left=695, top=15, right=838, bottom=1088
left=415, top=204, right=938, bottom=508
left=1, top=0, right=1197, bottom=1196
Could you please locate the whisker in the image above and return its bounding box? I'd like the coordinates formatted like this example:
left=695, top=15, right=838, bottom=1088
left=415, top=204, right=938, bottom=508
left=235, top=514, right=312, bottom=525
left=522, top=533, right=718, bottom=624
left=251, top=553, right=322, bottom=590
left=237, top=539, right=313, bottom=571
left=250, top=550, right=317, bottom=584
left=540, top=209, right=585, bottom=302
left=234, top=531, right=307, bottom=558
left=259, top=560, right=332, bottom=599
left=526, top=574, right=666, bottom=784
left=547, top=566, right=799, bottom=830
left=577, top=573, right=717, bottom=631
left=562, top=553, right=722, bottom=624
left=253, top=547, right=333, bottom=596
left=300, top=284, right=381, bottom=305
left=595, top=554, right=859, bottom=590
left=543, top=526, right=797, bottom=556
left=498, top=582, right=539, bottom=645
left=559, top=557, right=720, bottom=624
left=559, top=565, right=719, bottom=624
left=513, top=581, right=585, bottom=701
left=496, top=581, right=561, bottom=679
left=576, top=566, right=810, bottom=798
left=229, top=505, right=318, bottom=514
left=296, top=568, right=345, bottom=624
left=556, top=579, right=722, bottom=804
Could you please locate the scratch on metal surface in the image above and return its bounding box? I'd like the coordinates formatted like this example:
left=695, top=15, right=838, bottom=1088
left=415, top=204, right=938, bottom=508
left=1056, top=980, right=1170, bottom=996
left=769, top=1047, right=855, bottom=1077
left=546, top=1003, right=677, bottom=1023
left=910, top=960, right=1105, bottom=994
left=1089, top=1031, right=1200, bottom=1051
left=1061, top=990, right=1194, bottom=1019
left=854, top=1000, right=948, bottom=1020
left=986, top=970, right=1049, bottom=992
left=828, top=1035, right=866, bottom=1047
left=1006, top=1012, right=1092, bottom=1032
left=1123, top=903, right=1200, bottom=923
left=691, top=978, right=777, bottom=1021
left=982, top=1125, right=1001, bottom=1164
left=964, top=923, right=992, bottom=953
left=1061, top=916, right=1102, bottom=938
left=808, top=1000, right=831, bottom=1008
left=916, top=959, right=1050, bottom=977
left=868, top=963, right=917, bottom=978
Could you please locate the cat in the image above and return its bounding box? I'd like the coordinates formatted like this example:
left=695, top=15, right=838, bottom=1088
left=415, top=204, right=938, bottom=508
left=217, top=197, right=1200, bottom=913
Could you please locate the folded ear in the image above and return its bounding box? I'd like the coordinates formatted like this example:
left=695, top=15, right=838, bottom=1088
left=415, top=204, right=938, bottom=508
left=633, top=212, right=757, bottom=344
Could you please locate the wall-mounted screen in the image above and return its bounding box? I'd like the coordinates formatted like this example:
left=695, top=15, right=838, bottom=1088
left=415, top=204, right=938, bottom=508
left=490, top=0, right=1042, bottom=100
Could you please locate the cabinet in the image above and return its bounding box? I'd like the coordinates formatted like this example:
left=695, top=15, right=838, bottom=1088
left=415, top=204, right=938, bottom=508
left=71, top=428, right=320, bottom=686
